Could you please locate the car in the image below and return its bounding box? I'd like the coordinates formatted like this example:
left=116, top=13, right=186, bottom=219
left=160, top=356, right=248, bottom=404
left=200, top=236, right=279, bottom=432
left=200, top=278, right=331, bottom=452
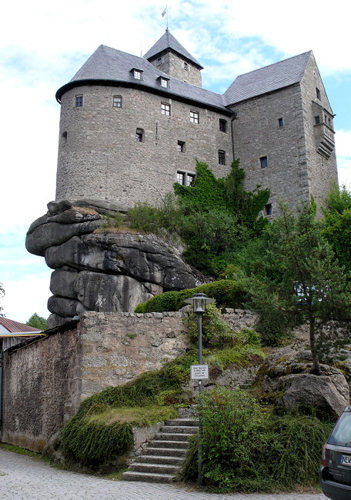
left=320, top=406, right=351, bottom=499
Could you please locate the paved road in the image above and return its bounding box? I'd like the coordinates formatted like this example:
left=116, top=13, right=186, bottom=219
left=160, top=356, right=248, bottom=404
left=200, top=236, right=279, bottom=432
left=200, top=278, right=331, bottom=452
left=0, top=449, right=328, bottom=500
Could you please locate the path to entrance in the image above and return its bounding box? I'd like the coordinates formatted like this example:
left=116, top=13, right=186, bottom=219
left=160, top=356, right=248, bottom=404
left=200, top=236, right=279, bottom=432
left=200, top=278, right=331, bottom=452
left=0, top=449, right=327, bottom=500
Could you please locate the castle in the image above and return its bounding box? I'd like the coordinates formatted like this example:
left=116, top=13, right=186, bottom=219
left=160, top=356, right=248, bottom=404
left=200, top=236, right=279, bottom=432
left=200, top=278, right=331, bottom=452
left=55, top=29, right=337, bottom=217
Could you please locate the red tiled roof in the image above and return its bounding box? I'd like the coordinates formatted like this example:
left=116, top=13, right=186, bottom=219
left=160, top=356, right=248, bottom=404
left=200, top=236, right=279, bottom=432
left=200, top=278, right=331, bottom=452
left=0, top=317, right=41, bottom=333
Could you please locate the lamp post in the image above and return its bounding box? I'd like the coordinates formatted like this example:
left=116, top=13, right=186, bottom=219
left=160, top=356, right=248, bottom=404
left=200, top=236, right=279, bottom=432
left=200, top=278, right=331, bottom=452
left=184, top=292, right=215, bottom=487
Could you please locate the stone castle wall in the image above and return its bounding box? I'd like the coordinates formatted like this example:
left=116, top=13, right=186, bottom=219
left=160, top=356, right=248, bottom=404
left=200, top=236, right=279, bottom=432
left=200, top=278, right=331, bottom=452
left=300, top=54, right=337, bottom=210
left=149, top=52, right=202, bottom=87
left=56, top=85, right=232, bottom=210
left=1, top=309, right=255, bottom=451
left=231, top=84, right=310, bottom=216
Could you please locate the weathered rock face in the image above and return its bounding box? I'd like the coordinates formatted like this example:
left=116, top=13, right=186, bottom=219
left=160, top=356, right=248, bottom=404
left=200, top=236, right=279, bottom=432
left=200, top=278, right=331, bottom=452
left=256, top=347, right=350, bottom=419
left=26, top=200, right=202, bottom=327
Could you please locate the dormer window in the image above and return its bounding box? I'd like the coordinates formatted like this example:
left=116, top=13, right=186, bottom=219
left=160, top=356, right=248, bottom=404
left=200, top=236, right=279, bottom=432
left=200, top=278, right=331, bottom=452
left=158, top=77, right=169, bottom=88
left=131, top=68, right=143, bottom=80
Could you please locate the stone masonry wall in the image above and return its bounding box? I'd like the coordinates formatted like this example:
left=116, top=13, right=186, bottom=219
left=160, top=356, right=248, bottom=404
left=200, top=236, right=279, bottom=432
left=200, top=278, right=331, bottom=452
left=231, top=84, right=310, bottom=216
left=149, top=52, right=202, bottom=87
left=56, top=85, right=232, bottom=209
left=300, top=54, right=338, bottom=211
left=1, top=309, right=256, bottom=451
left=1, top=326, right=82, bottom=452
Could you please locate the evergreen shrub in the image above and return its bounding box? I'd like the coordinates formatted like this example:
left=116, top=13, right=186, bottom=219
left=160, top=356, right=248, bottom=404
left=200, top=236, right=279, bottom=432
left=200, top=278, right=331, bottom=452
left=180, top=387, right=333, bottom=492
left=134, top=279, right=249, bottom=313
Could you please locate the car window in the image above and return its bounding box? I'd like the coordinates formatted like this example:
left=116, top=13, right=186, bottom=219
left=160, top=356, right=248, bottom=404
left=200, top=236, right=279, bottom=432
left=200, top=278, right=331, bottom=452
left=328, top=413, right=351, bottom=446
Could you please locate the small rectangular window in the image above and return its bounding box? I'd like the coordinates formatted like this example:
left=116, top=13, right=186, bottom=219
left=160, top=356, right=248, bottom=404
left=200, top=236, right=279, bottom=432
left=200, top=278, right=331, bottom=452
left=135, top=128, right=144, bottom=142
left=315, top=115, right=320, bottom=125
left=75, top=95, right=83, bottom=107
left=265, top=203, right=273, bottom=216
left=161, top=103, right=171, bottom=116
left=186, top=174, right=195, bottom=186
left=133, top=69, right=142, bottom=80
left=177, top=171, right=185, bottom=185
left=177, top=141, right=185, bottom=152
left=219, top=119, right=227, bottom=133
left=260, top=156, right=268, bottom=168
left=278, top=118, right=283, bottom=127
left=160, top=78, right=168, bottom=88
left=184, top=62, right=189, bottom=71
left=218, top=150, right=226, bottom=165
left=316, top=87, right=321, bottom=100
left=190, top=111, right=199, bottom=124
left=113, top=95, right=122, bottom=108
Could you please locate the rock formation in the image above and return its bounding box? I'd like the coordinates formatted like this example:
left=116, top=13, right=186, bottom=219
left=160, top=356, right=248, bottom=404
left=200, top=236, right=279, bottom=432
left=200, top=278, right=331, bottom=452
left=26, top=200, right=202, bottom=328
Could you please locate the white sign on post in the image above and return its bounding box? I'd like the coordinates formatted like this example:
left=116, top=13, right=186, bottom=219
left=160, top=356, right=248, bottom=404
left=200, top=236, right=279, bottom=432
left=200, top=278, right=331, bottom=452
left=191, top=364, right=209, bottom=380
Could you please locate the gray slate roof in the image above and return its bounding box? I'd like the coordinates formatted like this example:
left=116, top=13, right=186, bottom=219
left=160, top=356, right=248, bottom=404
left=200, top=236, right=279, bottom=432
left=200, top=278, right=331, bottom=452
left=56, top=34, right=312, bottom=113
left=143, top=29, right=203, bottom=69
left=224, top=51, right=312, bottom=106
left=56, top=44, right=226, bottom=112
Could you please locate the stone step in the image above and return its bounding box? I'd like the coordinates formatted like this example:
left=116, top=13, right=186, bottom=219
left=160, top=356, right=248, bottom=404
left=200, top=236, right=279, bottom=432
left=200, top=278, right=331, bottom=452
left=166, top=418, right=199, bottom=427
left=122, top=471, right=176, bottom=483
left=137, top=455, right=184, bottom=465
left=155, top=432, right=193, bottom=442
left=161, top=425, right=198, bottom=434
left=148, top=439, right=189, bottom=449
left=145, top=447, right=187, bottom=457
left=129, top=462, right=180, bottom=475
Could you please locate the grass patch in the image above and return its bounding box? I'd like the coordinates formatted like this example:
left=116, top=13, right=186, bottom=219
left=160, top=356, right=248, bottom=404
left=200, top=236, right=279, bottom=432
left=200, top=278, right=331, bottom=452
left=87, top=405, right=177, bottom=427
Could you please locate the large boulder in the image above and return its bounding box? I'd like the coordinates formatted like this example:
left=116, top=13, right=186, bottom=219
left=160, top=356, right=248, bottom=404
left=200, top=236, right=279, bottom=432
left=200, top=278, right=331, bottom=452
left=255, top=347, right=350, bottom=419
left=26, top=200, right=202, bottom=327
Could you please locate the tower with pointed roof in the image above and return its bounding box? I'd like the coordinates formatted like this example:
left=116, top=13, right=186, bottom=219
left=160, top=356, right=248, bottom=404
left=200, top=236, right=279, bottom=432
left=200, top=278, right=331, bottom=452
left=54, top=30, right=337, bottom=217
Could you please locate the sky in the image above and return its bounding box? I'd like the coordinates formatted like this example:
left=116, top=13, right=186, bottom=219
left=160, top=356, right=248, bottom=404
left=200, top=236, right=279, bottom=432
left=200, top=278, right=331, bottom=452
left=0, top=0, right=350, bottom=323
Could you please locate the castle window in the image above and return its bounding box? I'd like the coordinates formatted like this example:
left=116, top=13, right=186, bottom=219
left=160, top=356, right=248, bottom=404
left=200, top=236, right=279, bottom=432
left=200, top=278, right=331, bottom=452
left=177, top=141, right=185, bottom=152
left=190, top=111, right=199, bottom=124
left=184, top=62, right=189, bottom=71
left=316, top=87, right=321, bottom=100
left=265, top=203, right=273, bottom=216
left=161, top=103, right=171, bottom=116
left=219, top=119, right=227, bottom=133
left=187, top=174, right=195, bottom=186
left=160, top=77, right=168, bottom=88
left=75, top=95, right=83, bottom=107
left=260, top=156, right=268, bottom=168
left=177, top=171, right=195, bottom=186
left=315, top=115, right=320, bottom=125
left=62, top=131, right=67, bottom=141
left=113, top=95, right=122, bottom=108
left=278, top=118, right=284, bottom=127
left=135, top=128, right=144, bottom=142
left=156, top=57, right=163, bottom=66
left=132, top=68, right=143, bottom=80
left=218, top=150, right=226, bottom=165
left=177, top=171, right=185, bottom=185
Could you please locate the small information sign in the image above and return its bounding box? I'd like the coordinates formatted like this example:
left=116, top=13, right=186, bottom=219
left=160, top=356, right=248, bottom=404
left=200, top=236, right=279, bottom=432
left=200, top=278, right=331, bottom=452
left=191, top=364, right=209, bottom=380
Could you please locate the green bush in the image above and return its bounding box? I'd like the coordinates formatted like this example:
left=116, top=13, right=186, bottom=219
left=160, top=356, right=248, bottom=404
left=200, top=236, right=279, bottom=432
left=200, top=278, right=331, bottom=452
left=180, top=387, right=333, bottom=492
left=134, top=279, right=249, bottom=313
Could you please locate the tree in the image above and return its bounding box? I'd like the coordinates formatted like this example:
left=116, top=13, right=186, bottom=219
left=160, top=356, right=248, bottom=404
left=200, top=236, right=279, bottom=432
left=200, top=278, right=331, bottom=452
left=322, top=185, right=351, bottom=270
left=26, top=313, right=47, bottom=330
left=251, top=202, right=351, bottom=374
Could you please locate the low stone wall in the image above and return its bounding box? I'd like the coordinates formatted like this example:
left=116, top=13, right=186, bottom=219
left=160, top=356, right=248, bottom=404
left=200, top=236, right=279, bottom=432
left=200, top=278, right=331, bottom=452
left=1, top=309, right=256, bottom=451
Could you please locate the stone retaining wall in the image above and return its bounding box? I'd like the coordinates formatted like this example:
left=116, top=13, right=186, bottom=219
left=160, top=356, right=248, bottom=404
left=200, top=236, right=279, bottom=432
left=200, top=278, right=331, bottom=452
left=1, top=309, right=256, bottom=451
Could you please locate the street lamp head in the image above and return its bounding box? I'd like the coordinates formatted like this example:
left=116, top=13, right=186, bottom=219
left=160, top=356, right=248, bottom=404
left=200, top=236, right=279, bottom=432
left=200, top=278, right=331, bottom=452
left=184, top=292, right=215, bottom=313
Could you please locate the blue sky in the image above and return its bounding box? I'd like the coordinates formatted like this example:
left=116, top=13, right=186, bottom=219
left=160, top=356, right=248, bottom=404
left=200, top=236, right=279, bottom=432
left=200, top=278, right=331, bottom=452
left=1, top=0, right=350, bottom=323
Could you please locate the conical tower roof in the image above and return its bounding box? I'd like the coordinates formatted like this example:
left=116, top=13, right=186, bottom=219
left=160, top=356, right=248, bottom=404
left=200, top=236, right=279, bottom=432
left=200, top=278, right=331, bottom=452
left=144, top=29, right=203, bottom=69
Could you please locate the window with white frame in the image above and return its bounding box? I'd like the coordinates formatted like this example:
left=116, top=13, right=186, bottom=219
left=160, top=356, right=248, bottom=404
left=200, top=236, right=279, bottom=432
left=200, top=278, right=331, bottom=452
left=177, top=171, right=195, bottom=186
left=135, top=128, right=144, bottom=142
left=190, top=110, right=199, bottom=123
left=177, top=140, right=185, bottom=152
left=113, top=95, right=122, bottom=108
left=160, top=78, right=168, bottom=88
left=161, top=103, right=171, bottom=116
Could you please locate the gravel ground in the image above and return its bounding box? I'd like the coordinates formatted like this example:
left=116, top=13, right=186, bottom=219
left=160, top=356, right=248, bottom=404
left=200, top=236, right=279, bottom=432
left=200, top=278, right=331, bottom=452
left=0, top=449, right=328, bottom=500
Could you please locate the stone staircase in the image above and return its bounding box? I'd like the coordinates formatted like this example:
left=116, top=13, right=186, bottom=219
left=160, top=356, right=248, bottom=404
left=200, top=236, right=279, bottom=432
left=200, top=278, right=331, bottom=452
left=123, top=417, right=198, bottom=483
